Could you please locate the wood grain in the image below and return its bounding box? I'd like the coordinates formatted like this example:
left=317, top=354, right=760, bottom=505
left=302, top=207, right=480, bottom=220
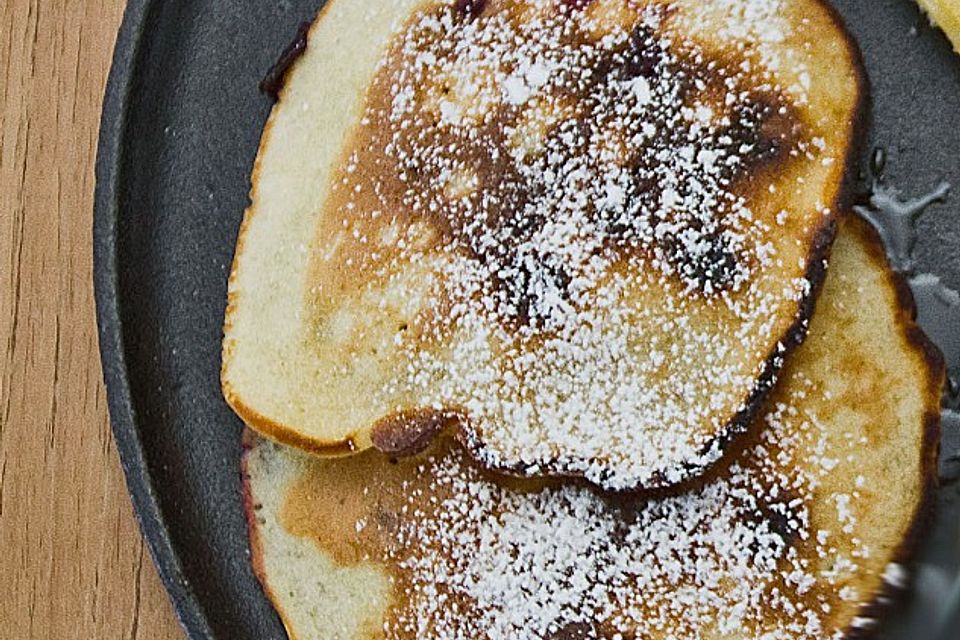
left=1, top=0, right=184, bottom=637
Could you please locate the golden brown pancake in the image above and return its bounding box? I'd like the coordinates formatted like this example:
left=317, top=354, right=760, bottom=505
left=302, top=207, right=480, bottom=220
left=243, top=216, right=942, bottom=640
left=223, top=0, right=865, bottom=490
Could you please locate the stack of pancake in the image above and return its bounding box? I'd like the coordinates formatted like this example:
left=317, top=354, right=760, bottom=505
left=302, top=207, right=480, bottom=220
left=222, top=1, right=944, bottom=638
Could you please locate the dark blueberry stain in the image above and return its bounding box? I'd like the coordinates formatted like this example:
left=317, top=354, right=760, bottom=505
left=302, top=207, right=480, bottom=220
left=553, top=621, right=597, bottom=639
left=621, top=25, right=662, bottom=79
left=260, top=21, right=312, bottom=100
left=455, top=0, right=489, bottom=18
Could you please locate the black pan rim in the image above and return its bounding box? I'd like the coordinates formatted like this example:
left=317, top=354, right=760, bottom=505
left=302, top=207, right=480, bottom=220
left=94, top=0, right=213, bottom=637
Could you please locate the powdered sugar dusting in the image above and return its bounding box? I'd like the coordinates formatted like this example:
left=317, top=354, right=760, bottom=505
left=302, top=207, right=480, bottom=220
left=343, top=370, right=873, bottom=639
left=309, top=0, right=835, bottom=489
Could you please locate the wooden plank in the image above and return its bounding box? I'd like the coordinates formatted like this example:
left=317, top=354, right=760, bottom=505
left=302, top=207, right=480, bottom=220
left=1, top=0, right=185, bottom=637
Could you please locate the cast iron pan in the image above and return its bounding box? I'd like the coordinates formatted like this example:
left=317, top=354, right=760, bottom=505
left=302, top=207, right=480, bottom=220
left=94, top=1, right=960, bottom=638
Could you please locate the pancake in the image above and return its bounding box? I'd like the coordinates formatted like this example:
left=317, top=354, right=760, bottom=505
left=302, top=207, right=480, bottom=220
left=917, top=0, right=960, bottom=53
left=222, top=0, right=866, bottom=490
left=243, top=216, right=942, bottom=640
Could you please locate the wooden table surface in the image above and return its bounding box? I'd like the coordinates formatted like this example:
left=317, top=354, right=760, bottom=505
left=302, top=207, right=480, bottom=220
left=2, top=1, right=185, bottom=637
